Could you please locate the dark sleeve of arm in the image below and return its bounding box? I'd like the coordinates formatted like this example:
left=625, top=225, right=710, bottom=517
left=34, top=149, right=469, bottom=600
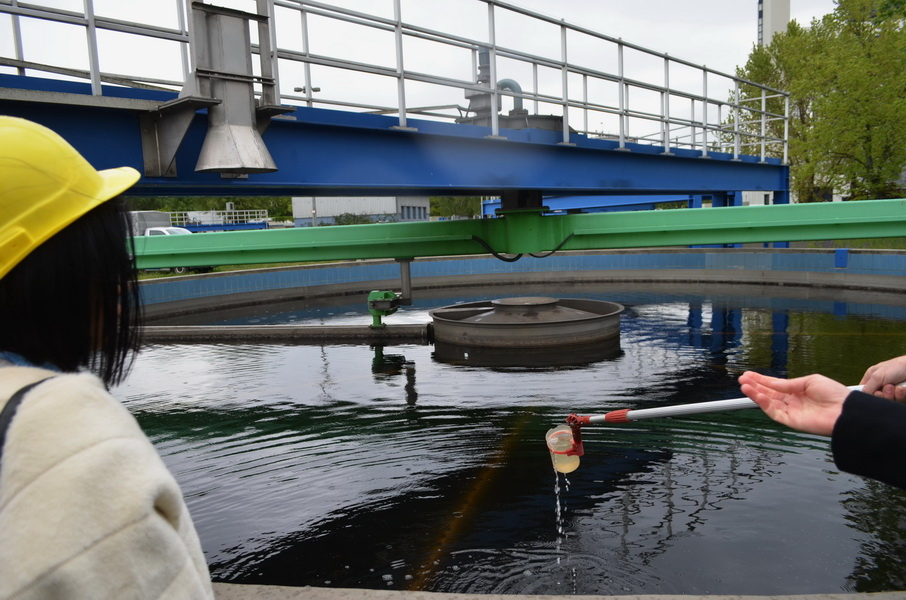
left=831, top=390, right=906, bottom=490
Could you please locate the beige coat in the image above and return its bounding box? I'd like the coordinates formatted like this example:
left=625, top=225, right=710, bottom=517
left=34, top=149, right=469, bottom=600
left=0, top=366, right=214, bottom=600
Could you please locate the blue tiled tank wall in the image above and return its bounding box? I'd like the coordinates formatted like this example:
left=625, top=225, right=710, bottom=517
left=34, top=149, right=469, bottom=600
left=140, top=249, right=906, bottom=307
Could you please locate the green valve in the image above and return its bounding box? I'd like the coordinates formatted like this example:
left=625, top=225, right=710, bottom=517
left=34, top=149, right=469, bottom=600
left=367, top=290, right=401, bottom=328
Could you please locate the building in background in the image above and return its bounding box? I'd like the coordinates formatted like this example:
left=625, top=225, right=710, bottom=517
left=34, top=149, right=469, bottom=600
left=292, top=196, right=431, bottom=227
left=758, top=0, right=790, bottom=46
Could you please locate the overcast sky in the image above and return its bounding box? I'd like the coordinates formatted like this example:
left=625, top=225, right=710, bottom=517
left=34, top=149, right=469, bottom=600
left=507, top=0, right=838, bottom=76
left=301, top=0, right=841, bottom=78
left=2, top=0, right=840, bottom=131
left=23, top=1, right=837, bottom=75
left=4, top=0, right=840, bottom=81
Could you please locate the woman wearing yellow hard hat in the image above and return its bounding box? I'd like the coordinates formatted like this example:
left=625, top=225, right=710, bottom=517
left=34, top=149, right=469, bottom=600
left=0, top=117, right=213, bottom=599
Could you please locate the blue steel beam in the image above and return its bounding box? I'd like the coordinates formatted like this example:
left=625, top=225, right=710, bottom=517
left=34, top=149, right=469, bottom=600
left=0, top=75, right=788, bottom=199
left=482, top=194, right=701, bottom=216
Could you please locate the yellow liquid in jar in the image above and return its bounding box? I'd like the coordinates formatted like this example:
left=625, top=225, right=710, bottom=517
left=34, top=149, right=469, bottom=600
left=550, top=451, right=580, bottom=473
left=546, top=425, right=580, bottom=473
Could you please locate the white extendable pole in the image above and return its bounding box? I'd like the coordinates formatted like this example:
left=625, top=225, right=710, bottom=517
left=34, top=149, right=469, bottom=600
left=576, top=385, right=866, bottom=425
left=589, top=396, right=756, bottom=423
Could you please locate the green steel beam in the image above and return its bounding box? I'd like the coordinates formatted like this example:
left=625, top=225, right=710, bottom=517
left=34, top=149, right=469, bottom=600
left=133, top=199, right=906, bottom=270
left=562, top=198, right=906, bottom=250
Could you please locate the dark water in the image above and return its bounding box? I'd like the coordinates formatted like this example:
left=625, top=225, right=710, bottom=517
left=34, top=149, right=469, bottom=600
left=118, top=283, right=906, bottom=595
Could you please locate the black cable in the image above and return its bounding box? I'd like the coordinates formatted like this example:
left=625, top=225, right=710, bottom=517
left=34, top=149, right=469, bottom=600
left=529, top=233, right=574, bottom=258
left=471, top=235, right=523, bottom=262
left=471, top=232, right=575, bottom=262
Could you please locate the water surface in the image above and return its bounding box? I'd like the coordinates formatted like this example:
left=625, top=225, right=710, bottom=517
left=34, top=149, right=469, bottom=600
left=118, top=283, right=906, bottom=594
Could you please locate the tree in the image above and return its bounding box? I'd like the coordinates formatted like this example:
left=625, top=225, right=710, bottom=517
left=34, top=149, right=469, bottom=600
left=126, top=196, right=294, bottom=219
left=734, top=0, right=906, bottom=201
left=735, top=21, right=832, bottom=202
left=814, top=0, right=906, bottom=199
left=331, top=213, right=375, bottom=225
left=429, top=196, right=483, bottom=218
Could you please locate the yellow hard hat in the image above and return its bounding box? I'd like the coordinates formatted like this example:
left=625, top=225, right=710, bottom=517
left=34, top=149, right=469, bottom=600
left=0, top=116, right=141, bottom=280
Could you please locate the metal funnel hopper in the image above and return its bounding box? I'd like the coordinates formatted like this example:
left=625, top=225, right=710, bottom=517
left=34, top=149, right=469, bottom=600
left=189, top=5, right=278, bottom=174
left=195, top=120, right=277, bottom=174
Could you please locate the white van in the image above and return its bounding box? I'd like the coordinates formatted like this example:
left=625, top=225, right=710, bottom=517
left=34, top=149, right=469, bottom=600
left=140, top=227, right=210, bottom=274
left=144, top=226, right=192, bottom=236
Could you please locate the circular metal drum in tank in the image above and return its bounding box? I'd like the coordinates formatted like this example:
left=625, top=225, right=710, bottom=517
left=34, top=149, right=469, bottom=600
left=429, top=296, right=623, bottom=350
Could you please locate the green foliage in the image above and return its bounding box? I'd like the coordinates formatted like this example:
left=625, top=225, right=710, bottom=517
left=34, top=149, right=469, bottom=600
left=734, top=0, right=906, bottom=202
left=126, top=196, right=294, bottom=220
left=805, top=237, right=906, bottom=249
left=429, top=196, right=483, bottom=218
left=655, top=201, right=688, bottom=210
left=330, top=213, right=376, bottom=225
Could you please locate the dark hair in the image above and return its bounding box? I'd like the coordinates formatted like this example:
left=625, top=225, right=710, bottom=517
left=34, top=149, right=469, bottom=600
left=0, top=198, right=143, bottom=386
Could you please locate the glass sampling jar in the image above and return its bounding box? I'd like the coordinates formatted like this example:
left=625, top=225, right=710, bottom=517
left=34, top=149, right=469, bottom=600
left=546, top=424, right=580, bottom=473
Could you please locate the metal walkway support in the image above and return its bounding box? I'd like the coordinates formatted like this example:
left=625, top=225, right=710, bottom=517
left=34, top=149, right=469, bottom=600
left=0, top=75, right=790, bottom=200
left=139, top=1, right=292, bottom=177
left=132, top=199, right=906, bottom=270
left=0, top=0, right=790, bottom=168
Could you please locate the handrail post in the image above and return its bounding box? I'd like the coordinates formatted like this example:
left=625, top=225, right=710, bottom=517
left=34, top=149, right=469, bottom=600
left=690, top=97, right=696, bottom=153
left=560, top=20, right=569, bottom=144
left=783, top=95, right=790, bottom=164
left=701, top=69, right=709, bottom=158
left=760, top=88, right=767, bottom=162
left=393, top=0, right=408, bottom=129
left=618, top=40, right=627, bottom=150
left=532, top=63, right=539, bottom=115
left=300, top=7, right=314, bottom=107
left=11, top=0, right=24, bottom=76
left=177, top=0, right=190, bottom=83
left=733, top=81, right=741, bottom=160
left=487, top=3, right=499, bottom=137
left=257, top=0, right=281, bottom=107
left=661, top=56, right=671, bottom=154
left=83, top=0, right=102, bottom=95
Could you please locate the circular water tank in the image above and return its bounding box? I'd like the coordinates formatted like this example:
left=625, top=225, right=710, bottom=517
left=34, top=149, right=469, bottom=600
left=429, top=296, right=622, bottom=349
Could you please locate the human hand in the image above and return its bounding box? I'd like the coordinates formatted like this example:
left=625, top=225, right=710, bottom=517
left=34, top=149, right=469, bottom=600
left=738, top=371, right=849, bottom=436
left=860, top=356, right=906, bottom=402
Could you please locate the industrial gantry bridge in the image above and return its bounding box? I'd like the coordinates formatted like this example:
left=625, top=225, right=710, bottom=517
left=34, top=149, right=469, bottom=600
left=1, top=0, right=904, bottom=273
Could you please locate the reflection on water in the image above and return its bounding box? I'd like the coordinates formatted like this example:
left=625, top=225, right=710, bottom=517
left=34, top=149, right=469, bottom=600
left=117, top=283, right=906, bottom=595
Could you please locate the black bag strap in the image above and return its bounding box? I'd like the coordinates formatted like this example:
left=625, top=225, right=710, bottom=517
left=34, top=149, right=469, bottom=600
left=0, top=378, right=53, bottom=474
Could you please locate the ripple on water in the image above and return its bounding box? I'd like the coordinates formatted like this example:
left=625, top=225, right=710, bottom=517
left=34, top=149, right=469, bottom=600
left=426, top=546, right=656, bottom=595
left=118, top=285, right=906, bottom=594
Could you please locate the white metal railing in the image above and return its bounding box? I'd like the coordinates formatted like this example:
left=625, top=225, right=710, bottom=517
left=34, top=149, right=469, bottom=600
left=0, top=0, right=789, bottom=163
left=169, top=209, right=268, bottom=225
